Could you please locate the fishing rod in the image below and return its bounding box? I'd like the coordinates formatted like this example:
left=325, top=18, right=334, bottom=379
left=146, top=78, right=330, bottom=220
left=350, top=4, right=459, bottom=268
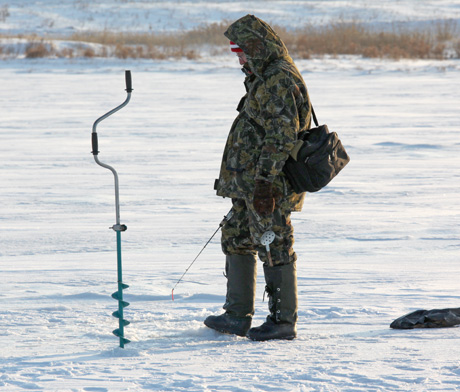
left=171, top=209, right=233, bottom=300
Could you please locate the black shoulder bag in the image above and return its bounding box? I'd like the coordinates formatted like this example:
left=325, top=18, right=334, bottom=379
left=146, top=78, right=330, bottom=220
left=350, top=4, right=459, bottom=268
left=282, top=107, right=350, bottom=193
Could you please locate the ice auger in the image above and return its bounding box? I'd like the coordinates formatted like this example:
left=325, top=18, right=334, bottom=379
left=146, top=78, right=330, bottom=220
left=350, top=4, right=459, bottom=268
left=91, top=71, right=133, bottom=348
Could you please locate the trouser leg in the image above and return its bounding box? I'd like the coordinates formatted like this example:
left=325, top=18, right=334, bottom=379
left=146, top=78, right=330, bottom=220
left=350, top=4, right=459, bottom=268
left=209, top=198, right=299, bottom=339
left=222, top=198, right=296, bottom=266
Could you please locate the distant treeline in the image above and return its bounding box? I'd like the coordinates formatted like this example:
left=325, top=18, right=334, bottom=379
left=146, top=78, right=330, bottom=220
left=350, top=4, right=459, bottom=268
left=1, top=20, right=459, bottom=60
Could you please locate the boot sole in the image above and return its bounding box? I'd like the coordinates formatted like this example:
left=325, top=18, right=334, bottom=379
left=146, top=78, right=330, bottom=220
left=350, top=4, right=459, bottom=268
left=248, top=334, right=296, bottom=341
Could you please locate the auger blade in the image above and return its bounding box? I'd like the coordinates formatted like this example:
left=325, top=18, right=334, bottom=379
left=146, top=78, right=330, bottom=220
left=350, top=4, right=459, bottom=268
left=112, top=311, right=131, bottom=325
left=113, top=329, right=131, bottom=344
left=111, top=292, right=130, bottom=307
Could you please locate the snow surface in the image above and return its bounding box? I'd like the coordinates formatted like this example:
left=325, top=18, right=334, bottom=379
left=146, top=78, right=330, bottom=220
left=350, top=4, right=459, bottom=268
left=2, top=0, right=460, bottom=34
left=1, top=1, right=460, bottom=391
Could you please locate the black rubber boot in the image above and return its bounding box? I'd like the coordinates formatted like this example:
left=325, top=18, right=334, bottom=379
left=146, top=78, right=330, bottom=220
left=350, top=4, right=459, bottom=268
left=247, top=263, right=298, bottom=341
left=203, top=312, right=252, bottom=337
left=204, top=254, right=257, bottom=337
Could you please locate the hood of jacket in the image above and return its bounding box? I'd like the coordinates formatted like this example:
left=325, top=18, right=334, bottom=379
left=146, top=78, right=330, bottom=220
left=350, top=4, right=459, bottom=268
left=224, top=14, right=290, bottom=78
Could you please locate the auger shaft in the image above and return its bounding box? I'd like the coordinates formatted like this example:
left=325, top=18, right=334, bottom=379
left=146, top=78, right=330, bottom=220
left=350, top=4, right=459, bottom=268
left=111, top=229, right=130, bottom=348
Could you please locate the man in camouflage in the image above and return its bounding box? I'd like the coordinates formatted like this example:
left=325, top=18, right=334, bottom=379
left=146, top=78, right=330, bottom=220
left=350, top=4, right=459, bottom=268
left=204, top=14, right=312, bottom=341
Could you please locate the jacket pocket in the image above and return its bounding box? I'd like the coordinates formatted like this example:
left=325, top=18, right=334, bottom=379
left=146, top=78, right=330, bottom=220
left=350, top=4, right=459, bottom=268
left=225, top=116, right=260, bottom=173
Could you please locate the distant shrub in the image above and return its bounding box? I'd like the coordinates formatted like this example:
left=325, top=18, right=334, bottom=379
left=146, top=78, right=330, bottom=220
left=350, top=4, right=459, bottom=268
left=114, top=43, right=134, bottom=59
left=69, top=21, right=229, bottom=48
left=277, top=22, right=437, bottom=60
left=83, top=47, right=95, bottom=58
left=435, top=19, right=458, bottom=41
left=2, top=19, right=458, bottom=60
left=58, top=47, right=74, bottom=58
left=25, top=42, right=53, bottom=58
left=68, top=20, right=456, bottom=60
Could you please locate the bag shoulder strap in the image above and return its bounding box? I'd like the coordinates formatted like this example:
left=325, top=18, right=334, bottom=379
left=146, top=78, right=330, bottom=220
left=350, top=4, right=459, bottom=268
left=290, top=104, right=320, bottom=161
left=311, top=104, right=319, bottom=128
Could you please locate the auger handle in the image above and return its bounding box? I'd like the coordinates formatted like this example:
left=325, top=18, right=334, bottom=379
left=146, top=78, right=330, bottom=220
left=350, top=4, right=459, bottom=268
left=125, top=70, right=133, bottom=93
left=92, top=132, right=99, bottom=155
left=92, top=71, right=133, bottom=156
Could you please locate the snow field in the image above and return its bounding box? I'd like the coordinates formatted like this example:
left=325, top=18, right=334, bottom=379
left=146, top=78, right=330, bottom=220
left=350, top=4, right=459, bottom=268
left=3, top=0, right=460, bottom=34
left=0, top=56, right=460, bottom=391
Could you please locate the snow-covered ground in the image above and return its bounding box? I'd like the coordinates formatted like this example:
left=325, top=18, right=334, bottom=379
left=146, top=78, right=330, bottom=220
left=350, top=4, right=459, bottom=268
left=2, top=0, right=460, bottom=34
left=1, top=1, right=460, bottom=391
left=1, top=54, right=459, bottom=392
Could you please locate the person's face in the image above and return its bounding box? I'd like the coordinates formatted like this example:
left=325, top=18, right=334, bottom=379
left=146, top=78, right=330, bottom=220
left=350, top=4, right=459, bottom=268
left=236, top=52, right=248, bottom=65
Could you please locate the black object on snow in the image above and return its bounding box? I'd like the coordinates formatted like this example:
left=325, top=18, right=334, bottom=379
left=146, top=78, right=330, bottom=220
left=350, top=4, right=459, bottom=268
left=390, top=308, right=460, bottom=329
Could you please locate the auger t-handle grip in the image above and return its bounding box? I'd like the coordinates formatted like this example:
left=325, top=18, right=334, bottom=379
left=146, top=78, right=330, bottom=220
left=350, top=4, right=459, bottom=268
left=125, top=70, right=133, bottom=93
left=92, top=132, right=99, bottom=156
left=92, top=71, right=133, bottom=156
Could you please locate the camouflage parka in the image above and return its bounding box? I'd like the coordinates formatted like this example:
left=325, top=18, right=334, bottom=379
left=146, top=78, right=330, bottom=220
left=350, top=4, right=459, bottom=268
left=215, top=14, right=312, bottom=212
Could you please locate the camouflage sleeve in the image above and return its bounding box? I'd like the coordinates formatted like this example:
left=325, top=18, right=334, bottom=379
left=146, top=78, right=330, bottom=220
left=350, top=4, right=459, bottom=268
left=253, top=73, right=300, bottom=183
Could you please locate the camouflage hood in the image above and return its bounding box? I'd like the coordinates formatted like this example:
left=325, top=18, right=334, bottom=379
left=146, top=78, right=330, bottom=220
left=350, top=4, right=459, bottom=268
left=224, top=14, right=290, bottom=77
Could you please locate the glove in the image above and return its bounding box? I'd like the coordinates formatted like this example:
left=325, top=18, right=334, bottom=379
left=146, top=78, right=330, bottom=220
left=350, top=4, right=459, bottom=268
left=253, top=180, right=275, bottom=216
